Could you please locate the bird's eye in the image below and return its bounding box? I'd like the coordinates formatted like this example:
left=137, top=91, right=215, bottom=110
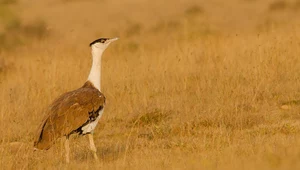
left=89, top=38, right=111, bottom=46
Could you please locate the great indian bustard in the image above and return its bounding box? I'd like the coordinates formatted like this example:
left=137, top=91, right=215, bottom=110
left=34, top=37, right=118, bottom=163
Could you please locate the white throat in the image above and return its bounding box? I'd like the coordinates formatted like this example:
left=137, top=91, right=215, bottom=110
left=87, top=47, right=104, bottom=91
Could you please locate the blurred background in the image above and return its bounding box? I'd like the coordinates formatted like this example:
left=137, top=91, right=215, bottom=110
left=1, top=0, right=300, bottom=169
left=0, top=0, right=300, bottom=51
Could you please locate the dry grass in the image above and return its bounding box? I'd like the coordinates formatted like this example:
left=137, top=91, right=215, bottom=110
left=1, top=0, right=300, bottom=169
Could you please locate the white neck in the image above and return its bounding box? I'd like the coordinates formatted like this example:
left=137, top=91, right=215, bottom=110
left=87, top=47, right=104, bottom=91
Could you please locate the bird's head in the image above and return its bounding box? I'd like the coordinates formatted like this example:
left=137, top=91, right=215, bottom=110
left=89, top=37, right=119, bottom=51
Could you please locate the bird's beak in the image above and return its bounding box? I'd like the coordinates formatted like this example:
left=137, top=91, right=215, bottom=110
left=107, top=37, right=119, bottom=43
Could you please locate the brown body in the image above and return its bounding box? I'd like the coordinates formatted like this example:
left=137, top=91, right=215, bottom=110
left=34, top=81, right=105, bottom=150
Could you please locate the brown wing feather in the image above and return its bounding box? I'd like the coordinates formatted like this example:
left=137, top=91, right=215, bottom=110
left=34, top=82, right=105, bottom=150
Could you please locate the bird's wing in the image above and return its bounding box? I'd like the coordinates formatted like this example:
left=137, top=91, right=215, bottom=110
left=34, top=85, right=105, bottom=150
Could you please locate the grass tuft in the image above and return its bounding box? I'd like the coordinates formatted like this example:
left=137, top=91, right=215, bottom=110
left=185, top=5, right=203, bottom=16
left=130, top=109, right=171, bottom=127
left=269, top=1, right=288, bottom=11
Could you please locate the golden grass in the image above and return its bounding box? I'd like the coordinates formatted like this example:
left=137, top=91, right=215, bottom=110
left=1, top=0, right=300, bottom=169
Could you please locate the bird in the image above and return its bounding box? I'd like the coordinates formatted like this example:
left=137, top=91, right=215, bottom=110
left=33, top=37, right=118, bottom=163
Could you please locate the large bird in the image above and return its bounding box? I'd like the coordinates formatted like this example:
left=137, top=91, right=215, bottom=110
left=34, top=37, right=118, bottom=163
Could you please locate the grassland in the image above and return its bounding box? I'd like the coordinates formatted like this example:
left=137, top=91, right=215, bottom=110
left=1, top=0, right=300, bottom=169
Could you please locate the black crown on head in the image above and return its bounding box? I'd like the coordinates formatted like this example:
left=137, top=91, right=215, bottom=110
left=89, top=38, right=109, bottom=46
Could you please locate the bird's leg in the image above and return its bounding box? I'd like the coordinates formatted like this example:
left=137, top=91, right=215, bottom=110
left=88, top=133, right=99, bottom=162
left=65, top=135, right=70, bottom=163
